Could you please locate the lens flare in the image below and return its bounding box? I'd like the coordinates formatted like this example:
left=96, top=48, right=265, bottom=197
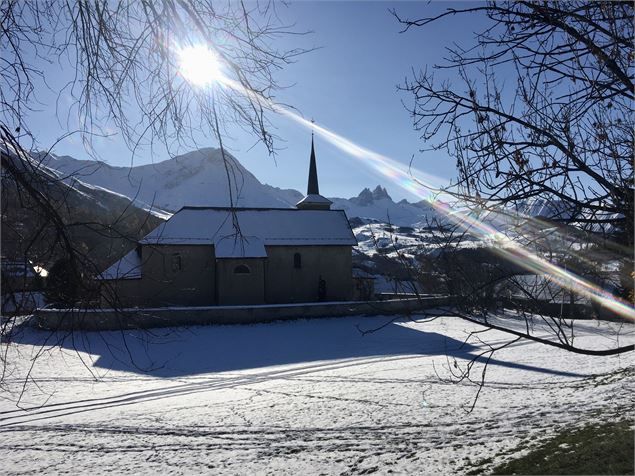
left=209, top=70, right=635, bottom=321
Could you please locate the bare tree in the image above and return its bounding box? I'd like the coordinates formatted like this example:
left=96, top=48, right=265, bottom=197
left=1, top=0, right=307, bottom=286
left=2, top=0, right=306, bottom=155
left=1, top=0, right=306, bottom=300
left=1, top=1, right=306, bottom=391
left=393, top=1, right=633, bottom=300
left=373, top=3, right=635, bottom=405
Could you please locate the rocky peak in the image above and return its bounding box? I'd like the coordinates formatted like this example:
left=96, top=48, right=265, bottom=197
left=350, top=185, right=393, bottom=206
left=352, top=187, right=374, bottom=206
left=372, top=185, right=391, bottom=201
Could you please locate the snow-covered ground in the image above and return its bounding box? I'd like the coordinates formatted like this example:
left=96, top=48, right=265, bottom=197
left=352, top=223, right=482, bottom=259
left=1, top=314, right=633, bottom=474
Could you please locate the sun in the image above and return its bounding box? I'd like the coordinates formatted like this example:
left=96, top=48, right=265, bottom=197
left=178, top=45, right=222, bottom=87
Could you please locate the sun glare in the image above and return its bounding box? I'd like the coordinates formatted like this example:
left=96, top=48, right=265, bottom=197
left=178, top=45, right=222, bottom=86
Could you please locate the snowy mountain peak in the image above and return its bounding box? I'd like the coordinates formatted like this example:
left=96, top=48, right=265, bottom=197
left=372, top=185, right=391, bottom=201
left=42, top=148, right=301, bottom=212
left=38, top=149, right=443, bottom=227
left=351, top=185, right=392, bottom=206
left=354, top=188, right=374, bottom=206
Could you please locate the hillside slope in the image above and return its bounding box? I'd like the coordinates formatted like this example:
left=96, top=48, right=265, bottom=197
left=1, top=147, right=164, bottom=272
left=45, top=148, right=303, bottom=211
left=44, top=149, right=446, bottom=226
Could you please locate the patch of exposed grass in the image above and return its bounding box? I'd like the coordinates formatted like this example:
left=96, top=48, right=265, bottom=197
left=481, top=420, right=634, bottom=475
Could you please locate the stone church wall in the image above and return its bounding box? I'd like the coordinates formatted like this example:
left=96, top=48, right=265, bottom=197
left=141, top=244, right=216, bottom=306
left=216, top=258, right=266, bottom=305
left=104, top=244, right=353, bottom=307
left=264, top=246, right=352, bottom=303
left=105, top=244, right=216, bottom=307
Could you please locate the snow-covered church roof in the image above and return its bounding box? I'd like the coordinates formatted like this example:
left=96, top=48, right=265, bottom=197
left=140, top=207, right=357, bottom=248
left=101, top=139, right=356, bottom=279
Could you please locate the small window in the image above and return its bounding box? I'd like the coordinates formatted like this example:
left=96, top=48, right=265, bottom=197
left=293, top=253, right=302, bottom=269
left=171, top=253, right=182, bottom=272
left=234, top=264, right=251, bottom=274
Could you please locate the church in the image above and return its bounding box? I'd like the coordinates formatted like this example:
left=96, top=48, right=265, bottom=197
left=100, top=139, right=358, bottom=307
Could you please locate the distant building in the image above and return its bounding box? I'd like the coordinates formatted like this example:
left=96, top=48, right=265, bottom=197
left=101, top=138, right=357, bottom=307
left=1, top=258, right=41, bottom=292
left=1, top=258, right=46, bottom=314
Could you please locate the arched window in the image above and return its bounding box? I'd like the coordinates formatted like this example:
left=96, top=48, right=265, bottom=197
left=293, top=253, right=302, bottom=269
left=234, top=264, right=251, bottom=274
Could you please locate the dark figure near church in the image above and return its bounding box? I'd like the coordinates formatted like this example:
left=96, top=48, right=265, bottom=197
left=318, top=276, right=326, bottom=301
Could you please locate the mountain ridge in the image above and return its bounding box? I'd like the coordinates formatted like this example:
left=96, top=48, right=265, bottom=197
left=40, top=148, right=444, bottom=225
left=1, top=145, right=163, bottom=269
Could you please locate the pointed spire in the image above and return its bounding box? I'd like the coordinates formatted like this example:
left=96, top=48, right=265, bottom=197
left=296, top=129, right=332, bottom=210
left=307, top=134, right=319, bottom=195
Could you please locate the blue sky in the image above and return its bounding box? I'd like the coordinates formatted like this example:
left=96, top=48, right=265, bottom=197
left=26, top=2, right=489, bottom=201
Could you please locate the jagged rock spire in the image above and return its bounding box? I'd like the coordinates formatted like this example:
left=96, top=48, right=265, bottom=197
left=307, top=134, right=319, bottom=195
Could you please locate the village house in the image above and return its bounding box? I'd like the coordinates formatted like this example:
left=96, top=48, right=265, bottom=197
left=101, top=139, right=358, bottom=307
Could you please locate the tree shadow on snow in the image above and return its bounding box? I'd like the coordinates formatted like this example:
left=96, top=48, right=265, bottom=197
left=13, top=315, right=585, bottom=379
left=0, top=316, right=591, bottom=427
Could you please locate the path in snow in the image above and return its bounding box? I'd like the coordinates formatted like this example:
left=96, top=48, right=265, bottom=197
left=1, top=314, right=633, bottom=474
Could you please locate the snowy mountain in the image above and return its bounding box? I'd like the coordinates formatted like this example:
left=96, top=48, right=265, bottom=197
left=512, top=197, right=575, bottom=221
left=1, top=145, right=163, bottom=269
left=42, top=149, right=443, bottom=225
left=32, top=147, right=617, bottom=234
left=497, top=197, right=619, bottom=234
left=44, top=148, right=303, bottom=212
left=330, top=186, right=443, bottom=227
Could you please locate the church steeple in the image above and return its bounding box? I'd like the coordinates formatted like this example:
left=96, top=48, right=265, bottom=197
left=307, top=134, right=319, bottom=195
left=296, top=133, right=332, bottom=210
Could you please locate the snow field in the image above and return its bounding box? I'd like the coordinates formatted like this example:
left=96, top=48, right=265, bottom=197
left=1, top=314, right=633, bottom=474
